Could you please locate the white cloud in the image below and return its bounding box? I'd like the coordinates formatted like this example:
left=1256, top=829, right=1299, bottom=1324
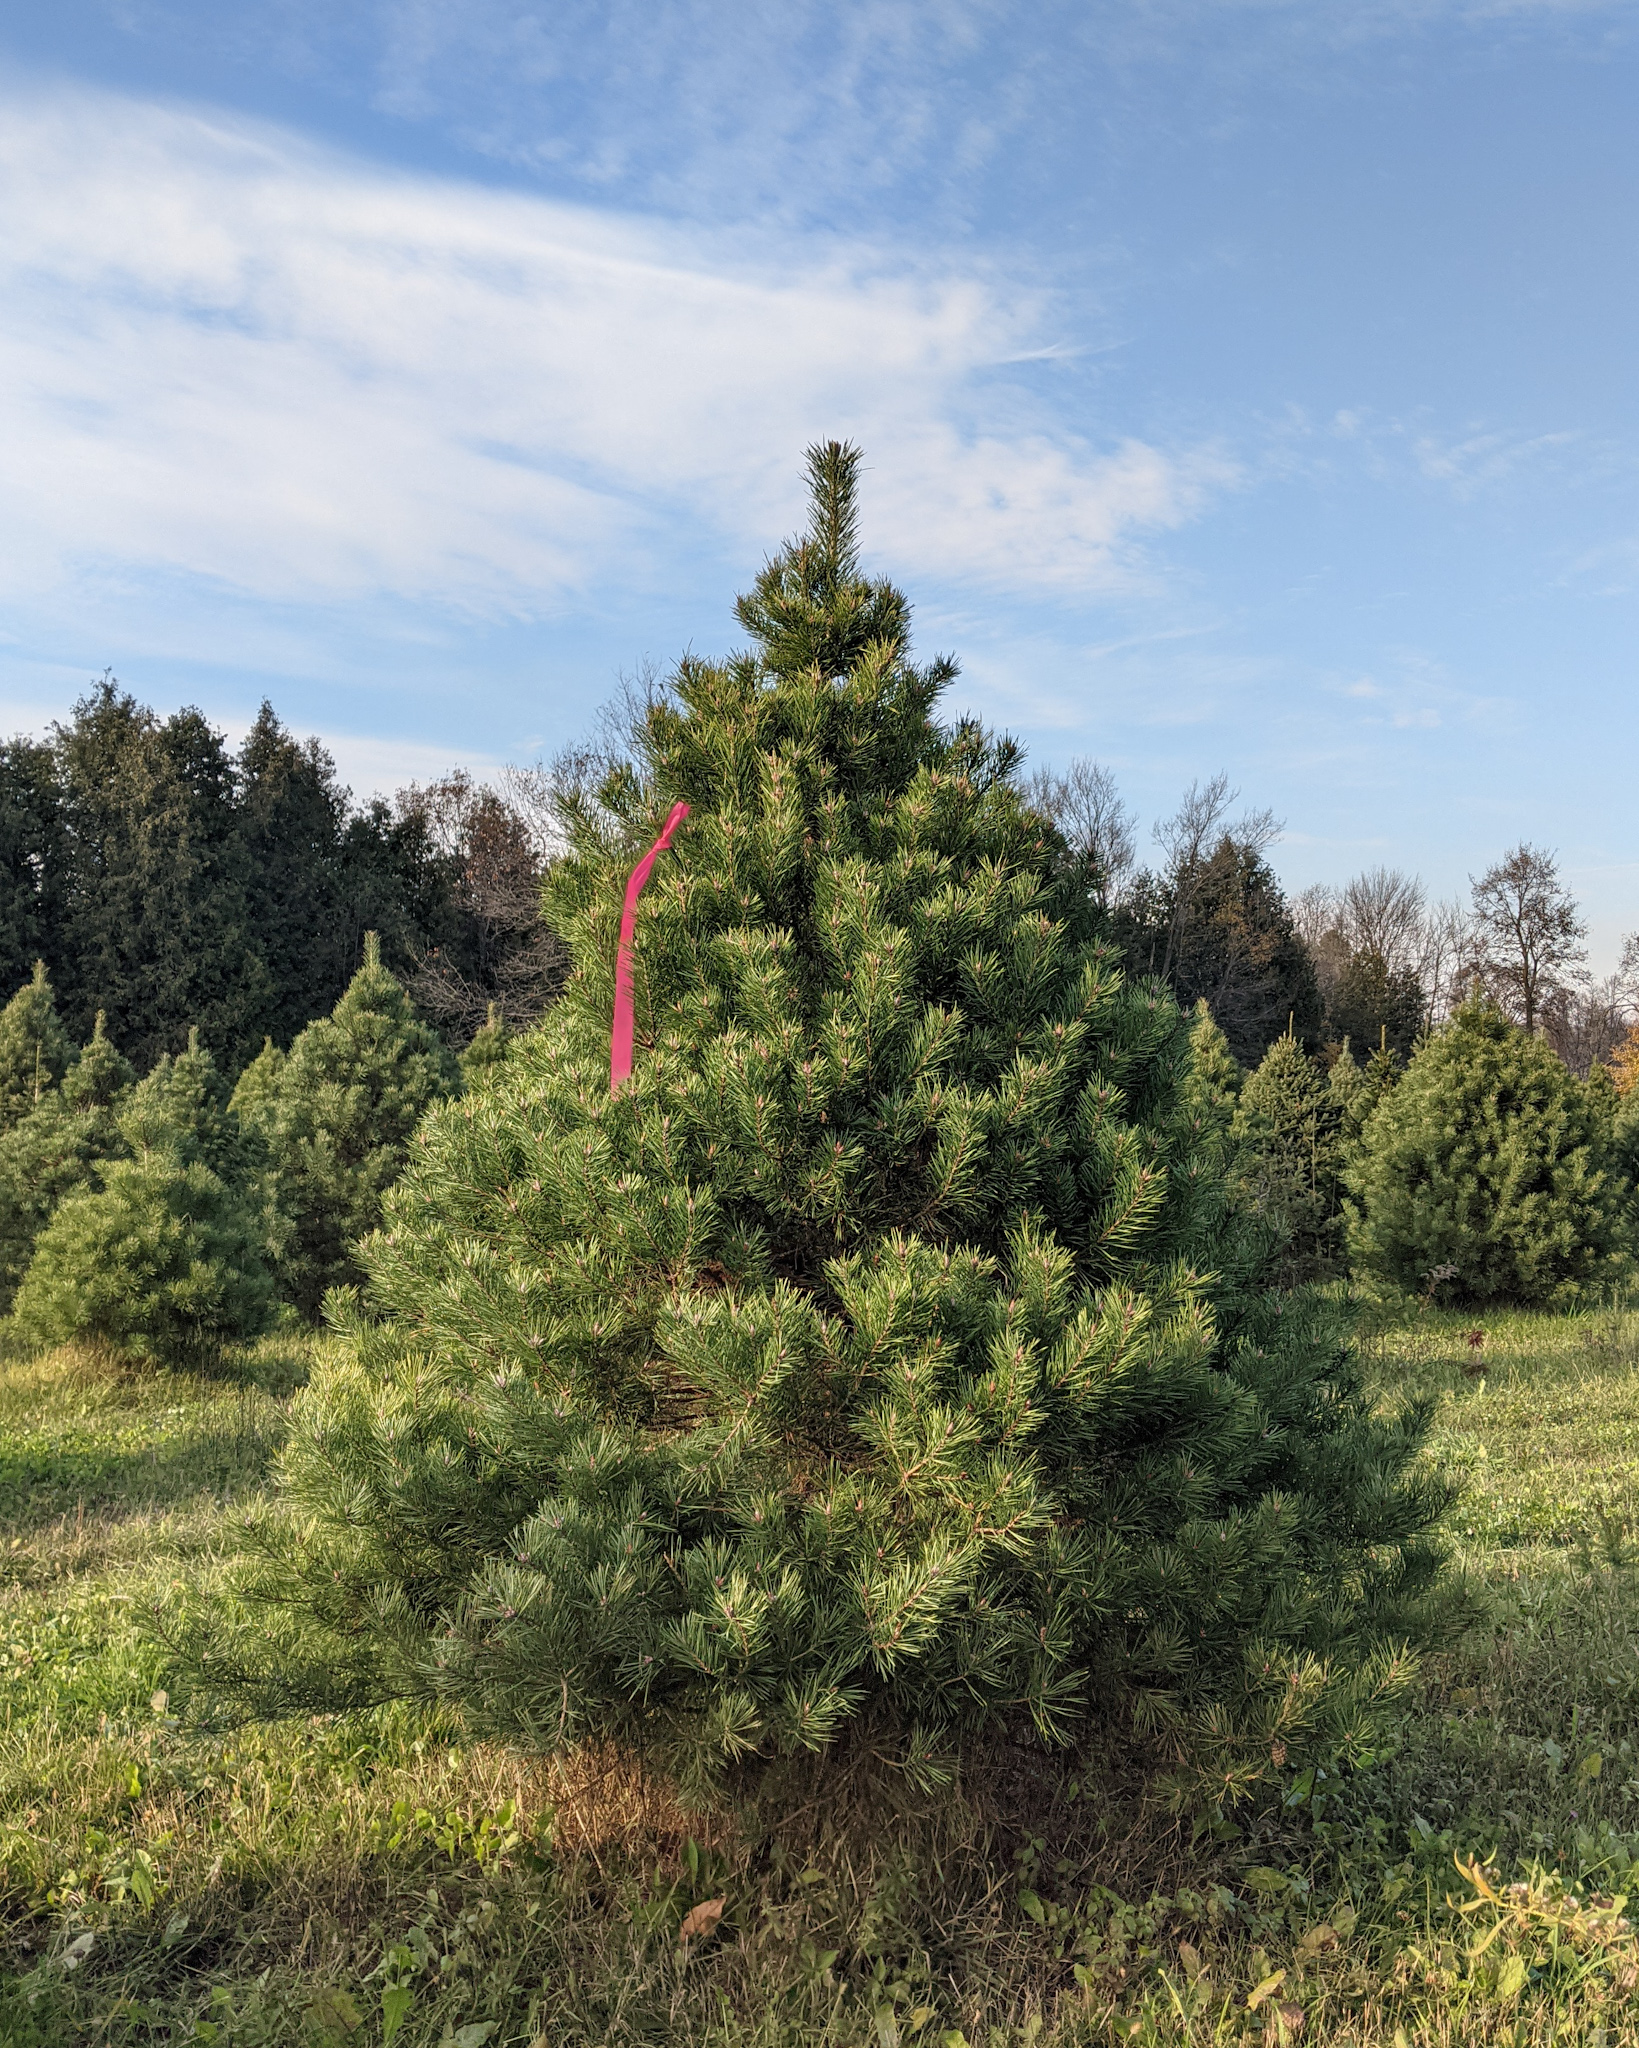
left=0, top=79, right=1223, bottom=621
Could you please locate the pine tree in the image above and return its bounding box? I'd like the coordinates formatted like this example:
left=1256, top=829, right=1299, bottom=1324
left=191, top=445, right=1447, bottom=1804
left=244, top=936, right=457, bottom=1319
left=1232, top=1032, right=1344, bottom=1284
left=122, top=1029, right=246, bottom=1181
left=0, top=1014, right=134, bottom=1309
left=12, top=1026, right=271, bottom=1364
left=0, top=963, right=73, bottom=1132
left=1178, top=1000, right=1241, bottom=1162
left=460, top=1002, right=514, bottom=1084
left=1346, top=995, right=1628, bottom=1306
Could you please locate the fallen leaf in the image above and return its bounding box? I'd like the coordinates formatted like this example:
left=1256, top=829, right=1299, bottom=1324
left=678, top=1895, right=726, bottom=1944
left=1277, top=2003, right=1306, bottom=2037
left=60, top=1931, right=94, bottom=1971
left=1246, top=1968, right=1286, bottom=2011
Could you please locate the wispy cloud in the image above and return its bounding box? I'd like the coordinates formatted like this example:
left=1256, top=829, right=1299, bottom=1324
left=0, top=78, right=1225, bottom=624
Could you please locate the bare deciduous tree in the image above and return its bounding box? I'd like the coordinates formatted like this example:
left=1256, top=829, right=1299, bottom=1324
left=1466, top=843, right=1587, bottom=1035
left=1025, top=758, right=1137, bottom=908
left=1340, top=867, right=1427, bottom=980
left=1417, top=898, right=1474, bottom=1028
left=395, top=771, right=569, bottom=1039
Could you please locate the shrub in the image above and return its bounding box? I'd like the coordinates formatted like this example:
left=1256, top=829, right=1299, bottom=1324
left=196, top=444, right=1448, bottom=1803
left=1346, top=996, right=1629, bottom=1307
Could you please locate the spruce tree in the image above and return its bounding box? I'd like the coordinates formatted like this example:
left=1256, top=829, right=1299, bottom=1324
left=0, top=964, right=73, bottom=1132
left=242, top=936, right=457, bottom=1319
left=1346, top=995, right=1628, bottom=1306
left=196, top=445, right=1447, bottom=1802
left=1232, top=1032, right=1344, bottom=1284
left=0, top=1015, right=134, bottom=1309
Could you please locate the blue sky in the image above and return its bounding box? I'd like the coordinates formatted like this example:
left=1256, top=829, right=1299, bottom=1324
left=1, top=2, right=1635, bottom=959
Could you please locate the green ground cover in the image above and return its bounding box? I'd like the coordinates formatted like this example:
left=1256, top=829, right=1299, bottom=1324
left=2, top=1308, right=1639, bottom=2045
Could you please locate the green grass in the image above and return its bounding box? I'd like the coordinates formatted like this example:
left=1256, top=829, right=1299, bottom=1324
left=5, top=1309, right=1639, bottom=2044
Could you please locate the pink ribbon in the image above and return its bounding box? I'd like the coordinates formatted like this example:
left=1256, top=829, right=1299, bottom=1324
left=610, top=800, right=691, bottom=1091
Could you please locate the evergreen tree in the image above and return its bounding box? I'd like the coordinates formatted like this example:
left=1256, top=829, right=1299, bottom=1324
left=1326, top=948, right=1424, bottom=1063
left=0, top=963, right=73, bottom=1131
left=1178, top=1000, right=1241, bottom=1162
left=1114, top=843, right=1323, bottom=1065
left=12, top=1025, right=271, bottom=1364
left=1346, top=996, right=1628, bottom=1307
left=52, top=683, right=270, bottom=1070
left=13, top=1155, right=273, bottom=1366
left=0, top=1014, right=134, bottom=1310
left=235, top=707, right=356, bottom=1049
left=1232, top=1032, right=1344, bottom=1284
left=186, top=445, right=1446, bottom=1803
left=460, top=1002, right=514, bottom=1084
left=0, top=739, right=65, bottom=999
left=245, top=936, right=457, bottom=1319
left=122, top=1029, right=246, bottom=1181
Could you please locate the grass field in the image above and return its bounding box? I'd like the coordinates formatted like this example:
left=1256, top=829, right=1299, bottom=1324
left=3, top=1306, right=1639, bottom=2045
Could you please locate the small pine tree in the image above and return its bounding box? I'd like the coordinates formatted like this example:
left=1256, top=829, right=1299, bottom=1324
left=1232, top=1032, right=1344, bottom=1283
left=187, top=445, right=1448, bottom=1803
left=460, top=1002, right=513, bottom=1084
left=12, top=1027, right=270, bottom=1364
left=13, top=1156, right=273, bottom=1365
left=0, top=1014, right=135, bottom=1309
left=1179, top=999, right=1241, bottom=1156
left=229, top=1038, right=287, bottom=1131
left=0, top=963, right=72, bottom=1131
left=121, top=1028, right=246, bottom=1180
left=246, top=936, right=457, bottom=1318
left=1346, top=996, right=1628, bottom=1306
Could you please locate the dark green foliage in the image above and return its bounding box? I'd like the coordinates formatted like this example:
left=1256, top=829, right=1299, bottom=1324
left=0, top=739, right=64, bottom=998
left=0, top=963, right=73, bottom=1131
left=194, top=444, right=1447, bottom=1804
left=0, top=1015, right=134, bottom=1309
left=50, top=683, right=272, bottom=1072
left=0, top=687, right=561, bottom=1067
left=1346, top=997, right=1629, bottom=1307
left=1232, top=1034, right=1344, bottom=1284
left=1114, top=845, right=1323, bottom=1066
left=238, top=937, right=458, bottom=1319
left=460, top=1001, right=514, bottom=1083
left=1326, top=948, right=1424, bottom=1064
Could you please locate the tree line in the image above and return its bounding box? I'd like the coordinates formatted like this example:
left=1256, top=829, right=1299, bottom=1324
left=0, top=679, right=566, bottom=1074
left=1028, top=758, right=1636, bottom=1075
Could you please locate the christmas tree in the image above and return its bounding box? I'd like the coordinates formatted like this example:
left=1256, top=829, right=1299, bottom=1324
left=0, top=963, right=72, bottom=1131
left=1347, top=995, right=1628, bottom=1306
left=12, top=1026, right=271, bottom=1365
left=0, top=1013, right=134, bottom=1309
left=198, top=446, right=1447, bottom=1803
left=237, top=936, right=457, bottom=1319
left=1232, top=1031, right=1345, bottom=1284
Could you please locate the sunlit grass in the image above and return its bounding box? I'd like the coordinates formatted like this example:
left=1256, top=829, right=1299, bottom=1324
left=2, top=1310, right=1639, bottom=2042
